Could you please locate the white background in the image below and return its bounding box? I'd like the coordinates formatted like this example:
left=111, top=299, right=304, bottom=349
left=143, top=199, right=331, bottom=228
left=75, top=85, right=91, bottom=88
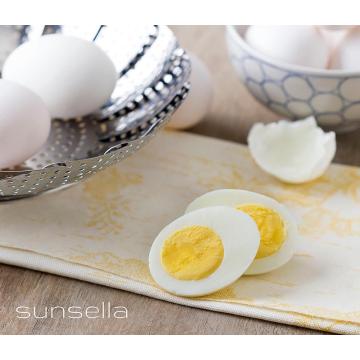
left=1, top=0, right=360, bottom=24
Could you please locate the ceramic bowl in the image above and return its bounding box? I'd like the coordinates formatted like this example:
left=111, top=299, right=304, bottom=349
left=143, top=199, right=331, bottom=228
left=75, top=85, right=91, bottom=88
left=226, top=25, right=360, bottom=132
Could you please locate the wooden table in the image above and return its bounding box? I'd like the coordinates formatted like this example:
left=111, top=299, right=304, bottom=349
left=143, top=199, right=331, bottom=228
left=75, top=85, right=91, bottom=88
left=1, top=26, right=359, bottom=335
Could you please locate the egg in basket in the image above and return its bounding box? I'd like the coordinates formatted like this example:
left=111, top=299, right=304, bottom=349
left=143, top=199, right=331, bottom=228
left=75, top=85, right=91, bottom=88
left=0, top=25, right=190, bottom=200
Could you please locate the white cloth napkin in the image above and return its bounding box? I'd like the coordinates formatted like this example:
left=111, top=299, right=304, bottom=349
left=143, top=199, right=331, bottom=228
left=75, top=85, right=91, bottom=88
left=0, top=130, right=359, bottom=334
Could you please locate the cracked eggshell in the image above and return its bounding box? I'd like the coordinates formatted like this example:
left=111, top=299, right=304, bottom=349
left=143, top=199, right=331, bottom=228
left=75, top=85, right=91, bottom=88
left=248, top=117, right=336, bottom=184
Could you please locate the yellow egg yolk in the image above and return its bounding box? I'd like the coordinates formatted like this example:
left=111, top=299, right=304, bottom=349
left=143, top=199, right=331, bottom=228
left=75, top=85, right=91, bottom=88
left=236, top=203, right=286, bottom=259
left=236, top=204, right=286, bottom=259
left=161, top=225, right=224, bottom=280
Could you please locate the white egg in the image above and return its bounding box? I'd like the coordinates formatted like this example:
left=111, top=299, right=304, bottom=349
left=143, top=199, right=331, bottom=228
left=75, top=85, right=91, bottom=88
left=149, top=206, right=260, bottom=296
left=186, top=189, right=298, bottom=275
left=248, top=117, right=336, bottom=184
left=316, top=27, right=357, bottom=69
left=0, top=79, right=51, bottom=169
left=317, top=27, right=349, bottom=49
left=331, top=30, right=360, bottom=70
left=2, top=34, right=117, bottom=119
left=166, top=53, right=213, bottom=130
left=245, top=26, right=329, bottom=68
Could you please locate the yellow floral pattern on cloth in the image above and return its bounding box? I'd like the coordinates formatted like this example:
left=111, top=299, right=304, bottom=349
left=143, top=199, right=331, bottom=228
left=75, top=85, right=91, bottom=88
left=70, top=251, right=155, bottom=285
left=0, top=130, right=360, bottom=334
left=83, top=167, right=143, bottom=236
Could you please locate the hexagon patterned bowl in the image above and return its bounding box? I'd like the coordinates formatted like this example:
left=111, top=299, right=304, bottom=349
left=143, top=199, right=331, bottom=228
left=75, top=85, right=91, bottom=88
left=226, top=25, right=360, bottom=133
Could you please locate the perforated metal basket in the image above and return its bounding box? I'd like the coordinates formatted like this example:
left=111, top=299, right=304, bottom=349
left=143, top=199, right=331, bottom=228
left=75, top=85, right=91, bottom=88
left=0, top=25, right=191, bottom=200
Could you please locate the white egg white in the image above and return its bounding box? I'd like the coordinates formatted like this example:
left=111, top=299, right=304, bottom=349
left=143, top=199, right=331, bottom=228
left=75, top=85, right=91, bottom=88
left=248, top=117, right=336, bottom=184
left=149, top=206, right=260, bottom=297
left=186, top=189, right=298, bottom=275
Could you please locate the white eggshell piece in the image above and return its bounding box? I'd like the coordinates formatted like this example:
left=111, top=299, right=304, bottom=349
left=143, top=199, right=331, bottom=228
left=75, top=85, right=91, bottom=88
left=167, top=53, right=213, bottom=130
left=149, top=206, right=260, bottom=297
left=3, top=34, right=117, bottom=119
left=186, top=189, right=298, bottom=275
left=245, top=26, right=329, bottom=69
left=0, top=79, right=51, bottom=169
left=248, top=117, right=336, bottom=184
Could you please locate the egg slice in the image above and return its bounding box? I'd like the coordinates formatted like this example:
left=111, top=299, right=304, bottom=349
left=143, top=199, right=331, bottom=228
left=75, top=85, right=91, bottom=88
left=149, top=206, right=260, bottom=297
left=248, top=117, right=336, bottom=184
left=186, top=189, right=298, bottom=275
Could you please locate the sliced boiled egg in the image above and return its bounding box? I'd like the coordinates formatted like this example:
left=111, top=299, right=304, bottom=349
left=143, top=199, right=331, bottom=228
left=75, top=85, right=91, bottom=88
left=186, top=189, right=298, bottom=275
left=149, top=206, right=260, bottom=297
left=248, top=117, right=336, bottom=184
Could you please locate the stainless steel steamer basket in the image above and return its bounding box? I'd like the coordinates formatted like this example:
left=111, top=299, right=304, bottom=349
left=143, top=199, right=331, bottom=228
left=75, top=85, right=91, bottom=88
left=0, top=25, right=191, bottom=200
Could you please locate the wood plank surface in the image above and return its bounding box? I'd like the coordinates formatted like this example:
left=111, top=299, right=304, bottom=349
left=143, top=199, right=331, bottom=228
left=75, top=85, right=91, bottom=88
left=2, top=25, right=357, bottom=335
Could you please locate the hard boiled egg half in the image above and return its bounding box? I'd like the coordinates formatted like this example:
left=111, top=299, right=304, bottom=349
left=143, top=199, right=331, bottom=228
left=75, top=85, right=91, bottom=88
left=186, top=189, right=298, bottom=276
left=149, top=190, right=298, bottom=297
left=149, top=206, right=260, bottom=297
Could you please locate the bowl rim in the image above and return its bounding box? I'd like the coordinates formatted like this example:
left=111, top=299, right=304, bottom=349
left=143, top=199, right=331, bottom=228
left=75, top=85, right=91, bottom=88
left=226, top=25, right=360, bottom=77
